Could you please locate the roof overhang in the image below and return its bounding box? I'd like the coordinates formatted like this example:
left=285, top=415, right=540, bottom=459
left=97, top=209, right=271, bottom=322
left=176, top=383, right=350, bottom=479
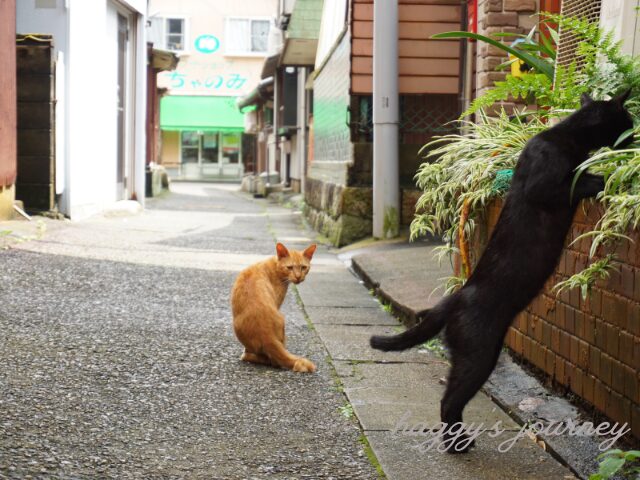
left=151, top=48, right=179, bottom=72
left=236, top=77, right=275, bottom=112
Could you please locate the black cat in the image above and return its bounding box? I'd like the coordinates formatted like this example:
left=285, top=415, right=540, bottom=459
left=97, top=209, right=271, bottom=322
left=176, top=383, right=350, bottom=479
left=370, top=91, right=634, bottom=453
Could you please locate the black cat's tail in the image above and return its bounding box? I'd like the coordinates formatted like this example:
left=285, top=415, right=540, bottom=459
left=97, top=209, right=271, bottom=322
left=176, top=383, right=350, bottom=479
left=370, top=301, right=449, bottom=351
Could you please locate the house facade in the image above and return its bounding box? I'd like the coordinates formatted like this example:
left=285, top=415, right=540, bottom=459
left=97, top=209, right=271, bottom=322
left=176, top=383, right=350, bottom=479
left=238, top=0, right=322, bottom=196
left=149, top=0, right=278, bottom=181
left=16, top=0, right=148, bottom=220
left=303, top=0, right=462, bottom=245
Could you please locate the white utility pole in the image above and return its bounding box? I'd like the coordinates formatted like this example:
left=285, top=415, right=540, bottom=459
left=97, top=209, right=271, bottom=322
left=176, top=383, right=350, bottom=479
left=373, top=0, right=400, bottom=239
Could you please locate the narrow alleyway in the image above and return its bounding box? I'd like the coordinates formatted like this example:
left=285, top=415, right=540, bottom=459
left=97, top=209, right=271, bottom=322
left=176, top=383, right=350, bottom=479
left=0, top=184, right=377, bottom=478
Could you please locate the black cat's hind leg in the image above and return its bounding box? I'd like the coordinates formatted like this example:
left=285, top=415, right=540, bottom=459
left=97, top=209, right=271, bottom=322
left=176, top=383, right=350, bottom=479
left=440, top=343, right=502, bottom=454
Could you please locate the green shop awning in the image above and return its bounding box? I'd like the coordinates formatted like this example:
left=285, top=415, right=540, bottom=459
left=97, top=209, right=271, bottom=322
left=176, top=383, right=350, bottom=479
left=160, top=95, right=245, bottom=132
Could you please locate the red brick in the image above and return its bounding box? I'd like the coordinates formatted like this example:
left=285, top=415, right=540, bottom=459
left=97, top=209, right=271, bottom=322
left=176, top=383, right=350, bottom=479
left=542, top=320, right=552, bottom=347
left=551, top=326, right=560, bottom=352
left=589, top=288, right=603, bottom=317
left=595, top=320, right=607, bottom=350
left=545, top=349, right=555, bottom=376
left=570, top=336, right=580, bottom=365
left=565, top=307, right=576, bottom=334
left=514, top=329, right=523, bottom=355
left=619, top=331, right=635, bottom=368
left=621, top=265, right=635, bottom=299
left=571, top=367, right=584, bottom=397
left=605, top=268, right=623, bottom=297
left=554, top=356, right=565, bottom=383
left=611, top=359, right=626, bottom=395
left=578, top=340, right=589, bottom=370
left=565, top=361, right=576, bottom=387
left=628, top=303, right=640, bottom=336
left=503, top=0, right=536, bottom=11
left=556, top=304, right=566, bottom=329
left=483, top=0, right=503, bottom=13
left=615, top=240, right=631, bottom=263
left=632, top=404, right=640, bottom=440
left=569, top=287, right=582, bottom=310
left=589, top=347, right=601, bottom=377
left=623, top=365, right=638, bottom=403
left=594, top=379, right=608, bottom=412
left=482, top=12, right=519, bottom=28
left=523, top=335, right=532, bottom=359
left=605, top=390, right=631, bottom=426
left=583, top=315, right=596, bottom=344
left=583, top=374, right=596, bottom=405
left=559, top=331, right=571, bottom=360
left=602, top=294, right=628, bottom=329
left=601, top=353, right=613, bottom=387
left=606, top=324, right=620, bottom=358
left=527, top=313, right=537, bottom=338
left=575, top=310, right=585, bottom=338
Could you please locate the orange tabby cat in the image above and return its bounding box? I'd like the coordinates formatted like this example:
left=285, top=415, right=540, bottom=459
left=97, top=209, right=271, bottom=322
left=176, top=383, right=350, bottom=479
left=231, top=242, right=317, bottom=373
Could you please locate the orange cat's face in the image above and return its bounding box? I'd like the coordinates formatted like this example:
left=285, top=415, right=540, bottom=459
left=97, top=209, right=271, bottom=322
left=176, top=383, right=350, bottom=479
left=275, top=243, right=317, bottom=284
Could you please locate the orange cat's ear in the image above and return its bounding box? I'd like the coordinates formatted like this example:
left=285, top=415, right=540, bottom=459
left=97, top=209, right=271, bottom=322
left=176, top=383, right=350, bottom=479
left=276, top=243, right=290, bottom=259
left=303, top=244, right=317, bottom=260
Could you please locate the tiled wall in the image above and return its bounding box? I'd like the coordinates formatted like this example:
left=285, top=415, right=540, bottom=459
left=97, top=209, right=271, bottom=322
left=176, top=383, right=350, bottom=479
left=310, top=33, right=352, bottom=185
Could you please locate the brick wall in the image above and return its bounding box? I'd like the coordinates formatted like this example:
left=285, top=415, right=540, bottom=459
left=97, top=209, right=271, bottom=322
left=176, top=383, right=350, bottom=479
left=471, top=199, right=640, bottom=439
left=475, top=0, right=539, bottom=112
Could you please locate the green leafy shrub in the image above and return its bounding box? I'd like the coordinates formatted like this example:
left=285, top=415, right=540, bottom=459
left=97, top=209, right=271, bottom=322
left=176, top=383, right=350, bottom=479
left=589, top=449, right=640, bottom=480
left=413, top=14, right=640, bottom=297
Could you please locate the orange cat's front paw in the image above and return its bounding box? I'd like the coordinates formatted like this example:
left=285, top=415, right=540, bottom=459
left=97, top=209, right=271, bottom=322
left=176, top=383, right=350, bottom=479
left=293, top=358, right=317, bottom=373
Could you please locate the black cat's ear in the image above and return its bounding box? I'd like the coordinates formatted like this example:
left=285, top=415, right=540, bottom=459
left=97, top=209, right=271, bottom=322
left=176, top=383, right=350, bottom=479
left=614, top=88, right=632, bottom=106
left=276, top=243, right=290, bottom=259
left=580, top=92, right=594, bottom=107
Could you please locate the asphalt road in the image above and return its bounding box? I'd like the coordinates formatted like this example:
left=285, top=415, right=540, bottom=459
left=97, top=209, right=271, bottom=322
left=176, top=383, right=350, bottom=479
left=0, top=184, right=378, bottom=479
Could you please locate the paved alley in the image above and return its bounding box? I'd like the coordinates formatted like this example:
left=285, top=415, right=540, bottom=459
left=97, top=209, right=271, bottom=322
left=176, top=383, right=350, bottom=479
left=0, top=183, right=579, bottom=480
left=0, top=184, right=376, bottom=479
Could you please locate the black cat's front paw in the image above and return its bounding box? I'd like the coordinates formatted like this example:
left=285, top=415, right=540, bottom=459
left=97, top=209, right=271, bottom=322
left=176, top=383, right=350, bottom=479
left=572, top=173, right=605, bottom=201
left=442, top=433, right=476, bottom=454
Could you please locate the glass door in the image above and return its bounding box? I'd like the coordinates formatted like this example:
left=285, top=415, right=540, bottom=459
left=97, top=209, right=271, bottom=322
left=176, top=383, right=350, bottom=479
left=220, top=132, right=242, bottom=177
left=180, top=131, right=200, bottom=179
left=200, top=132, right=220, bottom=177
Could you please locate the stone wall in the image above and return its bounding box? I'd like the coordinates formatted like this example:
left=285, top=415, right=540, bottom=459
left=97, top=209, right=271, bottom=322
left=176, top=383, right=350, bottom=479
left=305, top=178, right=420, bottom=246
left=304, top=177, right=372, bottom=246
left=467, top=199, right=640, bottom=439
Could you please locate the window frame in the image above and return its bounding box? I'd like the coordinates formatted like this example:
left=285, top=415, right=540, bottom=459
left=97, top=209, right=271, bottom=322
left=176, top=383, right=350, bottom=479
left=150, top=15, right=189, bottom=54
left=224, top=16, right=271, bottom=57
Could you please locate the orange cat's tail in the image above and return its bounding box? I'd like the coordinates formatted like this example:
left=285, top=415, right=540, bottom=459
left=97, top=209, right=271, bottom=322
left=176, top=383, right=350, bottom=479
left=262, top=339, right=316, bottom=372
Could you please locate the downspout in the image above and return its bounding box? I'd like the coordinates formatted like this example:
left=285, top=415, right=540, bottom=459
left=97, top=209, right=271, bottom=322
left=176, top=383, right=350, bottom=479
left=372, top=0, right=399, bottom=239
left=297, top=67, right=307, bottom=195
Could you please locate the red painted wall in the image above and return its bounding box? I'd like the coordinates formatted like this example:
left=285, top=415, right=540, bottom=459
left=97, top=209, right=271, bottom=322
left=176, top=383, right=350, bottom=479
left=0, top=0, right=17, bottom=187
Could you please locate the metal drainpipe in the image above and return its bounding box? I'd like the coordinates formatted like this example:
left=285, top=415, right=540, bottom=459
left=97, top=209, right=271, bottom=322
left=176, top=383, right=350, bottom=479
left=297, top=68, right=307, bottom=195
left=373, top=0, right=400, bottom=239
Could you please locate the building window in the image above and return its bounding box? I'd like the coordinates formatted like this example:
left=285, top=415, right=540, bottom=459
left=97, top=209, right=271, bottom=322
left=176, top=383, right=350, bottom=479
left=149, top=17, right=187, bottom=52
left=225, top=18, right=270, bottom=55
